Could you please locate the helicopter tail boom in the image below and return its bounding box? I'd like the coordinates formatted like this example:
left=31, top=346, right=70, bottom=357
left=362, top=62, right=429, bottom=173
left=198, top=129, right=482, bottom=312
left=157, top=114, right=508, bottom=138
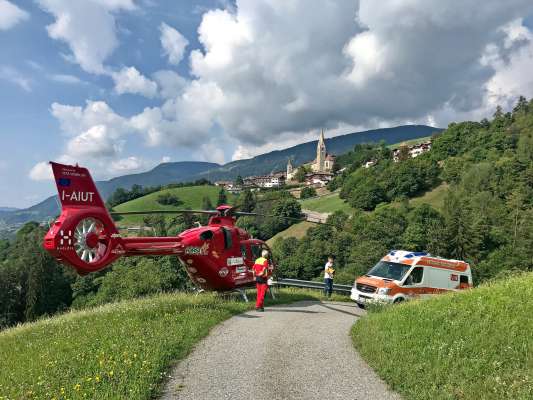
left=43, top=162, right=184, bottom=274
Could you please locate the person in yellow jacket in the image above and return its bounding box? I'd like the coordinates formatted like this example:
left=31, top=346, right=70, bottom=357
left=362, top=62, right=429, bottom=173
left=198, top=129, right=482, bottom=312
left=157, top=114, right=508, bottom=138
left=324, top=256, right=335, bottom=297
left=253, top=250, right=270, bottom=311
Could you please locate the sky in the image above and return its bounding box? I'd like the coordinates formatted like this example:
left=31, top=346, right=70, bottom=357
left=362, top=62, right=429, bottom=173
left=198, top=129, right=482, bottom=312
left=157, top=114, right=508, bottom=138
left=1, top=0, right=533, bottom=208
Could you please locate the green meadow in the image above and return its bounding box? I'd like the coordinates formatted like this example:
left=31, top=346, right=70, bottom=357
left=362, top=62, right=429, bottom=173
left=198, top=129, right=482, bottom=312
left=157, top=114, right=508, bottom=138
left=352, top=273, right=533, bottom=400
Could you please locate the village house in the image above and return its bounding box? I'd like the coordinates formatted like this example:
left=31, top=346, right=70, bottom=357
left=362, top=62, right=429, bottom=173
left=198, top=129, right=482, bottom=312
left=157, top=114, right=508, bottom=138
left=392, top=140, right=432, bottom=162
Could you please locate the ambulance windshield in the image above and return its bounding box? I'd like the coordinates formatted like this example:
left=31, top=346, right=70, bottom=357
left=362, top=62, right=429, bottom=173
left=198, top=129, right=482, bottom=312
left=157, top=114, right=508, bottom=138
left=367, top=261, right=411, bottom=281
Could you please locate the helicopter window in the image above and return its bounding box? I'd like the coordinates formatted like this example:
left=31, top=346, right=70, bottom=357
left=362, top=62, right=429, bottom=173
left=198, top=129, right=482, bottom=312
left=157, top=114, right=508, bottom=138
left=200, top=230, right=214, bottom=241
left=222, top=228, right=233, bottom=249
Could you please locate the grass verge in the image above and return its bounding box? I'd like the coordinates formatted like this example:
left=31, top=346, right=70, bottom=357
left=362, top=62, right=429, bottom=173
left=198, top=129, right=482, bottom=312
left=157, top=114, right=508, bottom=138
left=0, top=289, right=339, bottom=400
left=352, top=273, right=533, bottom=400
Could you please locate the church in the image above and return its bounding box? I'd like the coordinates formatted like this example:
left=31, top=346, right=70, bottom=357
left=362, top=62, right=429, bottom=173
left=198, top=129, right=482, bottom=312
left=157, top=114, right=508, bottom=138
left=311, top=129, right=336, bottom=173
left=286, top=129, right=336, bottom=181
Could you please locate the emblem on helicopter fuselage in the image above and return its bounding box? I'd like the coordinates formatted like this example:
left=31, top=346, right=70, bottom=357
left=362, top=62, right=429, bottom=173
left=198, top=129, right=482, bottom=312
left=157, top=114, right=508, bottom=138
left=184, top=242, right=209, bottom=255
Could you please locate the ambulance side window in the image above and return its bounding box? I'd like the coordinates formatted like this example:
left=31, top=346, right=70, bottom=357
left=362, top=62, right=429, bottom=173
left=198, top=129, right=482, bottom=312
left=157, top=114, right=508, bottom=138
left=406, top=267, right=424, bottom=285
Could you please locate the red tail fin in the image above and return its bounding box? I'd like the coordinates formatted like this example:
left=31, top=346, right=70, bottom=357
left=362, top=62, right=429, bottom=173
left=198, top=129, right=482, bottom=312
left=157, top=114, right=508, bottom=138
left=51, top=162, right=106, bottom=208
left=44, top=162, right=122, bottom=275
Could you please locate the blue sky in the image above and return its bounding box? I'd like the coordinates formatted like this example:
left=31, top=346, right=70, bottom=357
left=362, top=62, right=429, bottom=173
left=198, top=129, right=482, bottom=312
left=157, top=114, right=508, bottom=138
left=1, top=0, right=533, bottom=208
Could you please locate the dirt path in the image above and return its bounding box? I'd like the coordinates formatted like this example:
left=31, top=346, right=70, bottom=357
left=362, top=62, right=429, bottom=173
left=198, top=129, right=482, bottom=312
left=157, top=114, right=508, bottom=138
left=161, top=301, right=400, bottom=400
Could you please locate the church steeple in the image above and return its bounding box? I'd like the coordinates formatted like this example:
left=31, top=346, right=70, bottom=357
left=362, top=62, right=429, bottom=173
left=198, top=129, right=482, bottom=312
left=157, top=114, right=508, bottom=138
left=286, top=157, right=293, bottom=178
left=316, top=128, right=326, bottom=172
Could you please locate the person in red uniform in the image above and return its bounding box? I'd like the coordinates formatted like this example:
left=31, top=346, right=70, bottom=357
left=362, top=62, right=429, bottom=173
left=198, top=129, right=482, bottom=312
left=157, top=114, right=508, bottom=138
left=253, top=250, right=270, bottom=312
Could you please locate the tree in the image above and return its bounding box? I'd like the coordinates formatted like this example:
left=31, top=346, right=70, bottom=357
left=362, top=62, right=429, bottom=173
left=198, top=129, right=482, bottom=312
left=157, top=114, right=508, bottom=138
left=513, top=95, right=528, bottom=114
left=300, top=186, right=316, bottom=199
left=217, top=188, right=228, bottom=206
left=156, top=192, right=182, bottom=206
left=235, top=175, right=244, bottom=186
left=397, top=145, right=410, bottom=161
left=294, top=166, right=308, bottom=182
left=240, top=189, right=256, bottom=212
left=348, top=178, right=385, bottom=210
left=202, top=195, right=213, bottom=210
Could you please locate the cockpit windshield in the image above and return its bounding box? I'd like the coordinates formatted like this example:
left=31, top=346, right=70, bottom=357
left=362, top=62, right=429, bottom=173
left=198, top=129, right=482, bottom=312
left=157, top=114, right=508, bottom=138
left=367, top=261, right=411, bottom=281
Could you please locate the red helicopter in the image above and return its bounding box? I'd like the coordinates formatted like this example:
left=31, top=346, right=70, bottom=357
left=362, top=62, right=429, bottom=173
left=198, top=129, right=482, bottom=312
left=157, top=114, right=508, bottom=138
left=43, top=162, right=294, bottom=295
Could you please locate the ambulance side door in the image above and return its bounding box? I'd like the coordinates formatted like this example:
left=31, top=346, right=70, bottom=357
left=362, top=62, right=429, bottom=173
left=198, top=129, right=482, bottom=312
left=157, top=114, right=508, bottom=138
left=401, top=266, right=425, bottom=298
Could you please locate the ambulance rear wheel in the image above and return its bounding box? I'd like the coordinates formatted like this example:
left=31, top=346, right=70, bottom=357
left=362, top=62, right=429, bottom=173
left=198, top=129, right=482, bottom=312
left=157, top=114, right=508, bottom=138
left=393, top=297, right=405, bottom=304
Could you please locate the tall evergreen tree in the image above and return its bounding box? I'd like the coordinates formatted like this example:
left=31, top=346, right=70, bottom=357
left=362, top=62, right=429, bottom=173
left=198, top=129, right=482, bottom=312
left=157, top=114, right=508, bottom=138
left=241, top=189, right=256, bottom=212
left=217, top=188, right=228, bottom=206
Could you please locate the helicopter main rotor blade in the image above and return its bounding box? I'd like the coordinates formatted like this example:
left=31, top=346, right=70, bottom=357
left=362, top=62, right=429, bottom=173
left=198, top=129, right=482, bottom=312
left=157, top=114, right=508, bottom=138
left=234, top=211, right=340, bottom=228
left=110, top=209, right=217, bottom=216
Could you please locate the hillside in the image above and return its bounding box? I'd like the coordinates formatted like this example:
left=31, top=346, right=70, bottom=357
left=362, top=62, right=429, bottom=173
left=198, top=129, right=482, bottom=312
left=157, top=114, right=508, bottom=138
left=0, top=125, right=438, bottom=227
left=352, top=273, right=533, bottom=400
left=0, top=290, right=320, bottom=400
left=114, top=185, right=237, bottom=225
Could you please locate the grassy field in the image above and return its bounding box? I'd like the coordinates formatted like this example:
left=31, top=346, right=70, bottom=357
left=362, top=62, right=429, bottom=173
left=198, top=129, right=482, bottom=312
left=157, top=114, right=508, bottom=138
left=409, top=182, right=449, bottom=210
left=0, top=289, right=339, bottom=400
left=113, top=186, right=237, bottom=225
left=352, top=273, right=533, bottom=400
left=300, top=192, right=354, bottom=214
left=266, top=221, right=314, bottom=246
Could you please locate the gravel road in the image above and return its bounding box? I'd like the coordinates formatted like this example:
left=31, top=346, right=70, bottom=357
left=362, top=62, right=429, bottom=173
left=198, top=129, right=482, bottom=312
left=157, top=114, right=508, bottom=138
left=161, top=301, right=401, bottom=400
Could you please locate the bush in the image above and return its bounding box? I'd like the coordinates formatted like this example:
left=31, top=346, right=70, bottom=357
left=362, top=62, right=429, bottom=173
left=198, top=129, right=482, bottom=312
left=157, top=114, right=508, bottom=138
left=300, top=186, right=317, bottom=199
left=156, top=192, right=182, bottom=206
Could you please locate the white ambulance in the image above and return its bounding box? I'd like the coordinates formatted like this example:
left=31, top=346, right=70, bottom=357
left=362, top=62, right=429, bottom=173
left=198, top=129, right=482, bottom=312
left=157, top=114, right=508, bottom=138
left=351, top=250, right=472, bottom=307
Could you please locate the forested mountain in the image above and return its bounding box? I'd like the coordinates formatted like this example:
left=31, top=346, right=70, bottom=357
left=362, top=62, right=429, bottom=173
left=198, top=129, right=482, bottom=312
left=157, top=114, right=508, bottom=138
left=0, top=125, right=437, bottom=227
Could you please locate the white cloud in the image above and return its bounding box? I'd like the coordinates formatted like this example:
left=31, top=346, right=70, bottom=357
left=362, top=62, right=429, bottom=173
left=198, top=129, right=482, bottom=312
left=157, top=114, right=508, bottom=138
left=29, top=162, right=53, bottom=181
left=483, top=19, right=533, bottom=109
left=0, top=0, right=29, bottom=30
left=37, top=0, right=136, bottom=74
left=51, top=100, right=129, bottom=138
left=65, top=125, right=121, bottom=158
left=159, top=22, right=189, bottom=65
left=0, top=66, right=31, bottom=91
left=153, top=69, right=187, bottom=99
left=109, top=156, right=148, bottom=174
left=49, top=74, right=85, bottom=85
left=112, top=66, right=158, bottom=97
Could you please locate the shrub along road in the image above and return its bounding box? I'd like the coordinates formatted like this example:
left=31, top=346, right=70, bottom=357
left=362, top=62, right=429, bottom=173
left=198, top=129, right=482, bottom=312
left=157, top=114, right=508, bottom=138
left=162, top=301, right=400, bottom=400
